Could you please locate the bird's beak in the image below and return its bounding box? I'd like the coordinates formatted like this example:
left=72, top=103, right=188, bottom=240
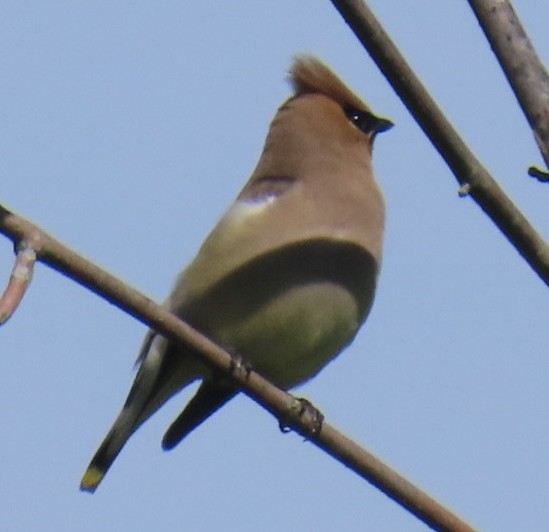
left=372, top=117, right=394, bottom=135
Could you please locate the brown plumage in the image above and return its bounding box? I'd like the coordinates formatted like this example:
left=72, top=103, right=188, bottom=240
left=80, top=55, right=392, bottom=493
left=290, top=55, right=370, bottom=112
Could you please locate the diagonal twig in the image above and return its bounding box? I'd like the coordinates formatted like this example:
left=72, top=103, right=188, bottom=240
left=0, top=243, right=37, bottom=325
left=467, top=0, right=549, bottom=175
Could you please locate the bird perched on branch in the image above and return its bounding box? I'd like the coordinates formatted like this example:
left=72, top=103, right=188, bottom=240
left=81, top=55, right=392, bottom=492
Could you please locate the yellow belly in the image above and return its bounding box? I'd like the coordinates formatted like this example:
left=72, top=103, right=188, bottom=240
left=213, top=281, right=362, bottom=389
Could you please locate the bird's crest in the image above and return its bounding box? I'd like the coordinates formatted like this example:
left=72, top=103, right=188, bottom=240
left=289, top=55, right=370, bottom=112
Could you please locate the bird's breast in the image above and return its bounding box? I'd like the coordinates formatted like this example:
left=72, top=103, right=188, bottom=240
left=217, top=280, right=362, bottom=388
left=181, top=239, right=378, bottom=389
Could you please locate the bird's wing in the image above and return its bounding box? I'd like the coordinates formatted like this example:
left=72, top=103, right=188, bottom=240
left=162, top=379, right=238, bottom=450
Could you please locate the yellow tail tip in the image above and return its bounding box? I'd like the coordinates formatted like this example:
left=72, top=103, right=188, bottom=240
left=80, top=466, right=105, bottom=493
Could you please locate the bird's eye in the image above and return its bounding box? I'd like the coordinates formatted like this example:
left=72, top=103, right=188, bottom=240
left=344, top=107, right=393, bottom=136
left=345, top=108, right=379, bottom=134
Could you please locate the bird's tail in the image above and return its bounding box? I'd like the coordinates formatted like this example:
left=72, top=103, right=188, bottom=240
left=81, top=334, right=199, bottom=493
left=80, top=408, right=135, bottom=492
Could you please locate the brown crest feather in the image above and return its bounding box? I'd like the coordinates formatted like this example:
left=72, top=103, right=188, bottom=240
left=289, top=55, right=370, bottom=112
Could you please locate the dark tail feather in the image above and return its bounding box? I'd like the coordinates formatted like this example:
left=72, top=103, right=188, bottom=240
left=162, top=381, right=237, bottom=450
left=81, top=341, right=189, bottom=493
left=80, top=409, right=135, bottom=493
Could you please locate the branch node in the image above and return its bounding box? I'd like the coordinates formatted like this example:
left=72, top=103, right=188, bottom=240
left=528, top=166, right=549, bottom=183
left=458, top=183, right=471, bottom=197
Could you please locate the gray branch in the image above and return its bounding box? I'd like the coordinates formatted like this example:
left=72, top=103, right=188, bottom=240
left=0, top=203, right=476, bottom=532
left=468, top=0, right=549, bottom=175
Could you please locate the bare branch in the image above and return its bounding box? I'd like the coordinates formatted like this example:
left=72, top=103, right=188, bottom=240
left=0, top=243, right=37, bottom=325
left=0, top=203, right=476, bottom=531
left=330, top=0, right=549, bottom=286
left=467, top=0, right=549, bottom=172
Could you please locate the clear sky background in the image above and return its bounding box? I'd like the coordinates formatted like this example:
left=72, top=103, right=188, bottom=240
left=1, top=2, right=548, bottom=531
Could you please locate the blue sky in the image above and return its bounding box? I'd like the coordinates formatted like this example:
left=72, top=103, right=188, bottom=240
left=1, top=2, right=548, bottom=531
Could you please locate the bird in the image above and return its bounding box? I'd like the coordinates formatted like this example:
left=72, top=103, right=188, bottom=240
left=80, top=55, right=392, bottom=492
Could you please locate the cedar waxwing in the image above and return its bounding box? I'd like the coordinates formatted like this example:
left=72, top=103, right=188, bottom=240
left=81, top=55, right=392, bottom=492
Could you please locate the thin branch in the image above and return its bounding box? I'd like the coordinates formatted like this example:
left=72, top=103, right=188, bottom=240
left=0, top=203, right=476, bottom=531
left=330, top=0, right=549, bottom=286
left=0, top=243, right=37, bottom=325
left=467, top=0, right=549, bottom=172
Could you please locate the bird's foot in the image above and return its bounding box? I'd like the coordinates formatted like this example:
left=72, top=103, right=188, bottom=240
left=279, top=397, right=324, bottom=439
left=228, top=351, right=253, bottom=384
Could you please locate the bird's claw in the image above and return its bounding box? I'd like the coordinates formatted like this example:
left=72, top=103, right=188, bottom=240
left=279, top=397, right=324, bottom=438
left=228, top=351, right=252, bottom=384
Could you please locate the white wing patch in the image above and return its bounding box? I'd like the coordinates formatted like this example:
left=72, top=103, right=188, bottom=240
left=225, top=194, right=278, bottom=224
left=221, top=175, right=296, bottom=227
